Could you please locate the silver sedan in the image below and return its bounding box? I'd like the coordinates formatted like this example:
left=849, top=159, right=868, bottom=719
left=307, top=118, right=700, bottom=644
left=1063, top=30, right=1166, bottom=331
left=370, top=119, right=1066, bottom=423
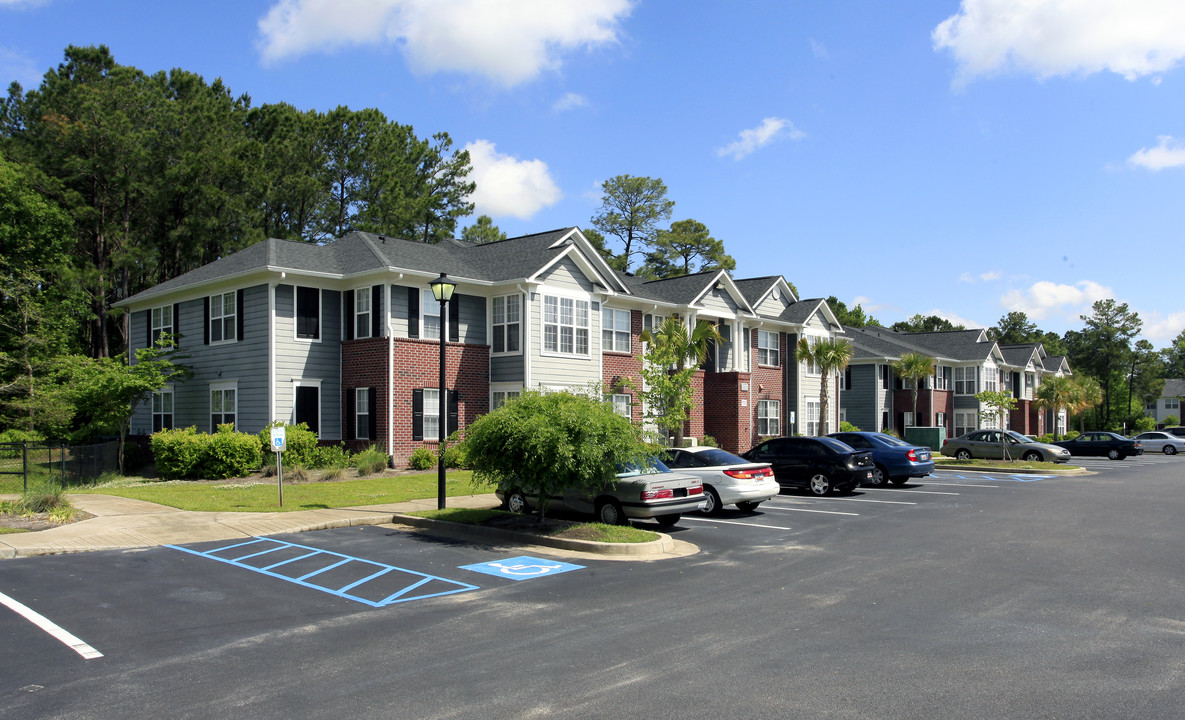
left=1134, top=431, right=1185, bottom=455
left=664, top=446, right=780, bottom=514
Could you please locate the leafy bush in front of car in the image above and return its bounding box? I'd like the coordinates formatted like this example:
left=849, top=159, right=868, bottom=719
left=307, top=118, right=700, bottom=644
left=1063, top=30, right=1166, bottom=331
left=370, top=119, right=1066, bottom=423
left=1162, top=415, right=1179, bottom=428
left=839, top=421, right=861, bottom=432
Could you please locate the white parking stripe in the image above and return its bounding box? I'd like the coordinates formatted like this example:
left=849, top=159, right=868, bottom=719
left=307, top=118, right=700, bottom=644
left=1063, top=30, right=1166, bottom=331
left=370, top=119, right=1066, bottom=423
left=761, top=505, right=860, bottom=516
left=924, top=481, right=1000, bottom=488
left=832, top=497, right=917, bottom=505
left=679, top=516, right=793, bottom=530
left=861, top=488, right=960, bottom=495
left=0, top=591, right=103, bottom=659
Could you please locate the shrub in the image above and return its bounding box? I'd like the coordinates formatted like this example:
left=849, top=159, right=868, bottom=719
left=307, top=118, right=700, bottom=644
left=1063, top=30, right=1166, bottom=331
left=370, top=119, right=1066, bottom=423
left=151, top=427, right=207, bottom=479
left=1129, top=416, right=1156, bottom=434
left=839, top=421, right=861, bottom=432
left=0, top=429, right=46, bottom=459
left=152, top=426, right=262, bottom=480
left=1163, top=414, right=1180, bottom=427
left=354, top=445, right=390, bottom=476
left=311, top=443, right=353, bottom=470
left=441, top=431, right=467, bottom=468
left=408, top=446, right=437, bottom=470
left=258, top=421, right=319, bottom=468
left=699, top=434, right=718, bottom=448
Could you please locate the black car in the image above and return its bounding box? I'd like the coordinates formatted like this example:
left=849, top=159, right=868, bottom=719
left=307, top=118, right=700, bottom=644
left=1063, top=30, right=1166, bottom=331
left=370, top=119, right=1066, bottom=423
left=1052, top=431, right=1144, bottom=460
left=741, top=436, right=873, bottom=495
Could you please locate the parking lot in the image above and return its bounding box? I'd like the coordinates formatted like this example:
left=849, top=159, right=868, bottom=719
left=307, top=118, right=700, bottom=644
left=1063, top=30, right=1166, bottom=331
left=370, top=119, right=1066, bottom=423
left=5, top=456, right=1185, bottom=719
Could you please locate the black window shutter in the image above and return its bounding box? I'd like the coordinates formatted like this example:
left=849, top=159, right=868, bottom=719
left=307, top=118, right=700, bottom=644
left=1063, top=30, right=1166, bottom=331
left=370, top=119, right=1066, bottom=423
left=447, top=390, right=459, bottom=435
left=344, top=290, right=355, bottom=340
left=144, top=310, right=152, bottom=348
left=345, top=388, right=355, bottom=440
left=411, top=389, right=424, bottom=440
left=203, top=297, right=210, bottom=345
left=236, top=289, right=245, bottom=341
left=448, top=294, right=460, bottom=342
left=371, top=285, right=381, bottom=338
left=407, top=287, right=419, bottom=339
left=367, top=387, right=378, bottom=441
left=173, top=304, right=180, bottom=345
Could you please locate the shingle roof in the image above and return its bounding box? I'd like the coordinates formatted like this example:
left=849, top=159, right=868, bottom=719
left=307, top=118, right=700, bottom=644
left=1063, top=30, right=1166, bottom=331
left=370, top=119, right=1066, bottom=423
left=998, top=343, right=1042, bottom=368
left=733, top=276, right=782, bottom=307
left=622, top=270, right=721, bottom=305
left=1161, top=378, right=1185, bottom=398
left=778, top=298, right=829, bottom=325
left=844, top=325, right=911, bottom=360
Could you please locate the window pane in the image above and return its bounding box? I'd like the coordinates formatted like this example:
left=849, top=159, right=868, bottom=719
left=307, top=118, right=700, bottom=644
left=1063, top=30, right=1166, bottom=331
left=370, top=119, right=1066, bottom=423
left=507, top=323, right=519, bottom=352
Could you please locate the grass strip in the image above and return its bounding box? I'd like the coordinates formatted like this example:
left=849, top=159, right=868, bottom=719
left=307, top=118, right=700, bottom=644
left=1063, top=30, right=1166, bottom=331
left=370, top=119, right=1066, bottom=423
left=409, top=507, right=659, bottom=544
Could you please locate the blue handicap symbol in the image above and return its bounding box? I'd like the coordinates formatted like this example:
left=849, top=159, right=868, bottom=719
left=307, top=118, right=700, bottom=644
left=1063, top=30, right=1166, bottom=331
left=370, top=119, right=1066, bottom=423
left=460, top=556, right=584, bottom=582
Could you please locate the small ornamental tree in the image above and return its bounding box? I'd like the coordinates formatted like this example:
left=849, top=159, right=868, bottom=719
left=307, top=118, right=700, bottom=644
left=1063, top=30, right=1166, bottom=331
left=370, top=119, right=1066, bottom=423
left=975, top=390, right=1018, bottom=459
left=624, top=316, right=721, bottom=448
left=462, top=389, right=652, bottom=523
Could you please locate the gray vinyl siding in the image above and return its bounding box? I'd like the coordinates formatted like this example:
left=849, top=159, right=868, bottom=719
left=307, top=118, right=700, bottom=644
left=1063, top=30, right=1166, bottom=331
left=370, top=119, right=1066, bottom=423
left=699, top=287, right=738, bottom=317
left=538, top=257, right=594, bottom=292
left=953, top=395, right=981, bottom=411
left=274, top=285, right=342, bottom=439
left=491, top=354, right=525, bottom=384
left=786, top=332, right=800, bottom=430
left=755, top=294, right=788, bottom=317
left=841, top=364, right=880, bottom=432
left=391, top=285, right=410, bottom=338
left=457, top=294, right=487, bottom=345
left=530, top=270, right=600, bottom=388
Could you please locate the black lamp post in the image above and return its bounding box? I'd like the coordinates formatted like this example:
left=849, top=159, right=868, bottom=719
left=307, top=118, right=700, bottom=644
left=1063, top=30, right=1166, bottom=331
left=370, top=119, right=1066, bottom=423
left=429, top=272, right=456, bottom=510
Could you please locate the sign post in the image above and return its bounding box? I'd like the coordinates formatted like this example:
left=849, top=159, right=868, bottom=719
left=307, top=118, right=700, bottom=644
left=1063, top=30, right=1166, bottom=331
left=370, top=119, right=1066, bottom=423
left=270, top=426, right=287, bottom=507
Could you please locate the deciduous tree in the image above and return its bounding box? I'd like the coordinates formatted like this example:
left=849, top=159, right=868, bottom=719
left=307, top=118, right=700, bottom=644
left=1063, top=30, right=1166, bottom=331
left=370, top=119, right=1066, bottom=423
left=590, top=174, right=674, bottom=271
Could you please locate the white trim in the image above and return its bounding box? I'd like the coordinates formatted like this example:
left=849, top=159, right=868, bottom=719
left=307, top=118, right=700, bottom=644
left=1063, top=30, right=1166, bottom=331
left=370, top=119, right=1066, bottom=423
left=291, top=378, right=322, bottom=433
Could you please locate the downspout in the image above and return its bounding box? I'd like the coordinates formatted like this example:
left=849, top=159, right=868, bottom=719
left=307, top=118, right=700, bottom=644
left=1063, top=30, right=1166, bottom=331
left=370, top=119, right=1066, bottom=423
left=269, top=276, right=280, bottom=424
left=388, top=274, right=402, bottom=459
left=518, top=284, right=531, bottom=389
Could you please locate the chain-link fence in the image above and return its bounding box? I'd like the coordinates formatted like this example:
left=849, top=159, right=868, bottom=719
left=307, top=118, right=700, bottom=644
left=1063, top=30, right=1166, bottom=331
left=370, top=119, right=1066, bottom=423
left=0, top=440, right=120, bottom=492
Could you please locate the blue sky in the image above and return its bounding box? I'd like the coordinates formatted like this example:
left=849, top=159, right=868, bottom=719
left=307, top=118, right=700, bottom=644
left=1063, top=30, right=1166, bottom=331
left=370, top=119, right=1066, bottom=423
left=4, top=0, right=1185, bottom=344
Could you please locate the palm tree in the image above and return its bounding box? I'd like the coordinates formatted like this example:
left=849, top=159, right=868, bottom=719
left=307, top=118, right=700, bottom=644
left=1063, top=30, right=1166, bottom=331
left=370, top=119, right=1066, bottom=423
left=640, top=317, right=722, bottom=448
left=1034, top=374, right=1073, bottom=440
left=797, top=337, right=854, bottom=435
left=891, top=352, right=936, bottom=429
left=1068, top=375, right=1103, bottom=433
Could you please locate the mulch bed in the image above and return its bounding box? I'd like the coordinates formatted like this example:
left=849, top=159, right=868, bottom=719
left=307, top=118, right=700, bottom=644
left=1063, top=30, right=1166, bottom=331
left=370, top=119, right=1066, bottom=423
left=0, top=510, right=93, bottom=533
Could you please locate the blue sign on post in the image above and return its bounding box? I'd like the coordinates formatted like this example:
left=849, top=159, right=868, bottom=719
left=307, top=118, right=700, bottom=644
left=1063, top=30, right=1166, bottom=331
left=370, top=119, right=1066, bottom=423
left=459, top=556, right=584, bottom=582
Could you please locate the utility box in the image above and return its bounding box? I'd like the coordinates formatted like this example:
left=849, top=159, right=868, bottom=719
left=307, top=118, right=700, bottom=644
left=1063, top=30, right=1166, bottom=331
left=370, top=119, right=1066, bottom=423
left=905, top=426, right=945, bottom=449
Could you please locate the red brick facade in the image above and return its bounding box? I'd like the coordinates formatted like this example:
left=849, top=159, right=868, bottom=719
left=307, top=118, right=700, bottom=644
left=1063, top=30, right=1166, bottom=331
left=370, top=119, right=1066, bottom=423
left=602, top=310, right=645, bottom=423
left=342, top=337, right=490, bottom=464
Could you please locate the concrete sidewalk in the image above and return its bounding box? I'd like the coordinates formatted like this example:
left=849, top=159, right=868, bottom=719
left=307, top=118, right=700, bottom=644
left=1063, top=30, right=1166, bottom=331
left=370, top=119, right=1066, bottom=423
left=0, top=493, right=503, bottom=559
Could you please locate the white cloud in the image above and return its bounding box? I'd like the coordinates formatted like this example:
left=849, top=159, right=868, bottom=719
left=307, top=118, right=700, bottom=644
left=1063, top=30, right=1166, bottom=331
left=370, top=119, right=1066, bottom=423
left=464, top=140, right=562, bottom=220
left=1141, top=311, right=1185, bottom=342
left=979, top=270, right=1001, bottom=282
left=1128, top=135, right=1185, bottom=170
left=1000, top=279, right=1113, bottom=321
left=960, top=270, right=1002, bottom=283
left=257, top=0, right=634, bottom=87
left=919, top=308, right=987, bottom=330
left=0, top=0, right=50, bottom=7
left=717, top=117, right=805, bottom=161
left=0, top=46, right=42, bottom=89
left=933, top=0, right=1185, bottom=84
left=808, top=38, right=829, bottom=60
left=552, top=92, right=588, bottom=112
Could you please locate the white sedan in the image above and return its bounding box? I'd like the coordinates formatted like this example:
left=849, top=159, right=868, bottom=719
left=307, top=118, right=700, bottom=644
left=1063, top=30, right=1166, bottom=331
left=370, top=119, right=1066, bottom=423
left=1133, top=431, right=1185, bottom=455
left=664, top=446, right=780, bottom=514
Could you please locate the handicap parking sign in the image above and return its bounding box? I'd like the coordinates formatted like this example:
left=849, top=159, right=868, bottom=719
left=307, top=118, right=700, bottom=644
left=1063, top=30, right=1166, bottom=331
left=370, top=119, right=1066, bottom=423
left=459, top=556, right=584, bottom=582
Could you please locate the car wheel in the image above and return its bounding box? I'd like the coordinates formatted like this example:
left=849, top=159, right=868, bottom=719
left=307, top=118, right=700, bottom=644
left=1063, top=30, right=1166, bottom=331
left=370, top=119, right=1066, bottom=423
left=1107, top=449, right=1120, bottom=460
left=868, top=464, right=888, bottom=486
left=735, top=501, right=761, bottom=512
left=808, top=473, right=832, bottom=496
left=889, top=476, right=909, bottom=485
left=955, top=449, right=972, bottom=461
left=700, top=486, right=722, bottom=515
left=505, top=490, right=529, bottom=515
left=1022, top=451, right=1041, bottom=462
left=1164, top=446, right=1177, bottom=455
left=655, top=514, right=680, bottom=527
left=596, top=499, right=628, bottom=526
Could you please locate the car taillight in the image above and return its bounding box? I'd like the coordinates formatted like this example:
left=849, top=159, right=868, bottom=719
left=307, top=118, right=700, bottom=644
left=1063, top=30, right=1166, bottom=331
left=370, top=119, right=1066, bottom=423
left=688, top=485, right=703, bottom=495
left=907, top=449, right=918, bottom=462
left=641, top=488, right=673, bottom=500
left=724, top=467, right=772, bottom=479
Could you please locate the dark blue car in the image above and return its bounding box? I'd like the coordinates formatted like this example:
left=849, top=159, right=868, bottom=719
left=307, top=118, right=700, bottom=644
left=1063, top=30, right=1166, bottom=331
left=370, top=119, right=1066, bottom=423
left=827, top=431, right=935, bottom=486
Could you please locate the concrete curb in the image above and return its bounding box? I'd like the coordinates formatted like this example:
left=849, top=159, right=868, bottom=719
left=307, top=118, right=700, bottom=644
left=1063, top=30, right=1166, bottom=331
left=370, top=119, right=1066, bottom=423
left=933, top=462, right=1088, bottom=475
left=392, top=513, right=685, bottom=557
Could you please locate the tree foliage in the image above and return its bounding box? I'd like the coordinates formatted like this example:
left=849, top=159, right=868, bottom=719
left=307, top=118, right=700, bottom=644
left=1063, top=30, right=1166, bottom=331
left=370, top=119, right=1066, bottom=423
left=460, top=214, right=507, bottom=244
left=890, top=314, right=965, bottom=333
left=462, top=390, right=650, bottom=522
left=975, top=390, right=1018, bottom=457
left=1066, top=299, right=1142, bottom=429
left=797, top=337, right=854, bottom=435
left=590, top=174, right=674, bottom=271
left=637, top=219, right=735, bottom=279
left=624, top=317, right=722, bottom=449
left=827, top=296, right=880, bottom=328
left=892, top=351, right=935, bottom=427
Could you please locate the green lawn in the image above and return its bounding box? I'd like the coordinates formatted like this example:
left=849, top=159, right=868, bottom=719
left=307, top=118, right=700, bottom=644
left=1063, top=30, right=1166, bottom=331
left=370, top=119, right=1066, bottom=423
left=72, top=471, right=490, bottom=513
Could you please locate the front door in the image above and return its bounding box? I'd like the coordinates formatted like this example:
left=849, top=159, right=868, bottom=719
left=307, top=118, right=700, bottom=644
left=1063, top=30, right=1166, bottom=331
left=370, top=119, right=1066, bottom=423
left=295, top=385, right=319, bottom=435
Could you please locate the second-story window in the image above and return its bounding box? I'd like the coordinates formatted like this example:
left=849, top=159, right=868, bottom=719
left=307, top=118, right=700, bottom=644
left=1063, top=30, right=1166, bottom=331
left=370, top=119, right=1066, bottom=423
left=955, top=366, right=975, bottom=395
left=422, top=289, right=443, bottom=340
left=209, top=291, right=237, bottom=343
left=355, top=290, right=372, bottom=339
left=151, top=306, right=173, bottom=345
left=602, top=308, right=631, bottom=353
left=543, top=295, right=588, bottom=355
left=296, top=287, right=320, bottom=340
left=757, top=330, right=779, bottom=367
left=492, top=295, right=520, bottom=353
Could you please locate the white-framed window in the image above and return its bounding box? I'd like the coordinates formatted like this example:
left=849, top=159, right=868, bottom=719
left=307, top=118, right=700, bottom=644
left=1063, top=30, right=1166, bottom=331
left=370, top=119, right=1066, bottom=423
left=903, top=411, right=915, bottom=427
left=355, top=289, right=372, bottom=339
left=423, top=388, right=441, bottom=441
left=757, top=399, right=780, bottom=436
left=801, top=336, right=820, bottom=375
left=955, top=411, right=975, bottom=437
left=934, top=366, right=951, bottom=391
left=296, top=286, right=321, bottom=340
left=602, top=308, right=631, bottom=353
left=982, top=366, right=999, bottom=393
left=543, top=295, right=589, bottom=356
left=356, top=388, right=370, bottom=440
left=643, top=313, right=666, bottom=332
left=209, top=291, right=237, bottom=343
left=805, top=400, right=820, bottom=436
left=839, top=407, right=847, bottom=424
left=151, top=306, right=173, bottom=345
left=954, top=366, right=976, bottom=395
left=1025, top=372, right=1035, bottom=394
left=757, top=330, right=779, bottom=367
left=210, top=382, right=237, bottom=430
left=492, top=388, right=521, bottom=410
left=611, top=393, right=632, bottom=418
left=492, top=294, right=521, bottom=354
left=422, top=289, right=442, bottom=340
left=152, top=386, right=174, bottom=432
left=936, top=411, right=946, bottom=429
left=1167, top=398, right=1180, bottom=410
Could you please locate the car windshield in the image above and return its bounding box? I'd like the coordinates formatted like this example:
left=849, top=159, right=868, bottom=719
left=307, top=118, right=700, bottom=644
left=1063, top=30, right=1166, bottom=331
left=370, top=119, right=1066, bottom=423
left=692, top=448, right=749, bottom=466
left=616, top=457, right=672, bottom=476
left=1003, top=431, right=1031, bottom=443
left=817, top=437, right=854, bottom=453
